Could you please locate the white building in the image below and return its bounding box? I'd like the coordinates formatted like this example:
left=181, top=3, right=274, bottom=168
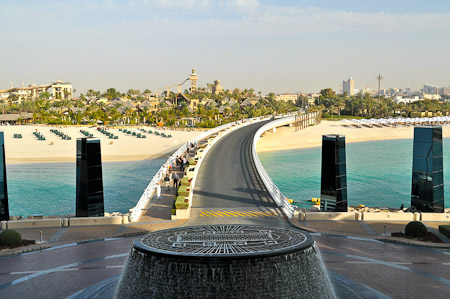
left=342, top=77, right=355, bottom=96
left=394, top=95, right=422, bottom=104
left=274, top=93, right=298, bottom=102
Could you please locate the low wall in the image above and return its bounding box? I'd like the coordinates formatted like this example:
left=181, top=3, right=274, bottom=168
left=7, top=219, right=62, bottom=229
left=253, top=112, right=320, bottom=218
left=297, top=212, right=426, bottom=222
left=171, top=207, right=191, bottom=220
left=305, top=212, right=356, bottom=221
left=421, top=213, right=450, bottom=221
left=69, top=216, right=124, bottom=226
left=361, top=212, right=415, bottom=221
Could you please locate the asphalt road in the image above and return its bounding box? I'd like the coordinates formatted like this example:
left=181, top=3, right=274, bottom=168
left=187, top=121, right=289, bottom=227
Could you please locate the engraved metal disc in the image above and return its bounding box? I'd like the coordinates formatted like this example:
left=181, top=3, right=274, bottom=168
left=134, top=225, right=313, bottom=258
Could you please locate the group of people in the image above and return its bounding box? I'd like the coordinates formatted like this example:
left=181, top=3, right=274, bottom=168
left=156, top=151, right=194, bottom=200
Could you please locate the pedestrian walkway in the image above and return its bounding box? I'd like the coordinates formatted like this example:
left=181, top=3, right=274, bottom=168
left=289, top=218, right=450, bottom=248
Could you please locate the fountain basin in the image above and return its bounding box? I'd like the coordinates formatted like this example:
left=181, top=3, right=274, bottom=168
left=115, top=224, right=336, bottom=298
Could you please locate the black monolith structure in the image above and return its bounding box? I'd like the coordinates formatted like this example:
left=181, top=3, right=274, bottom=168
left=0, top=132, right=9, bottom=221
left=76, top=138, right=104, bottom=217
left=411, top=126, right=444, bottom=212
left=320, top=134, right=347, bottom=212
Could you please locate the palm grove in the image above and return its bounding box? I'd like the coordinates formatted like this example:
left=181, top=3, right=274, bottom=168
left=2, top=87, right=447, bottom=127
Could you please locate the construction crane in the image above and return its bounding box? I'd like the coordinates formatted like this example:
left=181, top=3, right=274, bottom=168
left=151, top=78, right=190, bottom=105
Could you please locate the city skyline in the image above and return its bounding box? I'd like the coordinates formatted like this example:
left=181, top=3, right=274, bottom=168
left=1, top=0, right=450, bottom=94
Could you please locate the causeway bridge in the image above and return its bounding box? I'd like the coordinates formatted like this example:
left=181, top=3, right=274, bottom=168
left=0, top=116, right=449, bottom=298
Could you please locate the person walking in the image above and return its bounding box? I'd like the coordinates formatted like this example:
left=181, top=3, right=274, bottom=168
left=173, top=172, right=179, bottom=189
left=156, top=183, right=161, bottom=201
left=177, top=156, right=183, bottom=170
left=164, top=174, right=170, bottom=191
left=182, top=156, right=187, bottom=172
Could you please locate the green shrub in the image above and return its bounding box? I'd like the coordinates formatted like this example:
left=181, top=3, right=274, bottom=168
left=175, top=196, right=189, bottom=209
left=0, top=229, right=22, bottom=247
left=171, top=200, right=177, bottom=215
left=180, top=177, right=191, bottom=187
left=439, top=225, right=450, bottom=239
left=405, top=221, right=428, bottom=238
left=178, top=186, right=190, bottom=197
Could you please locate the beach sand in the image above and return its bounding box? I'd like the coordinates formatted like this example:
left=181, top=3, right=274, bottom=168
left=256, top=120, right=450, bottom=152
left=1, top=125, right=202, bottom=164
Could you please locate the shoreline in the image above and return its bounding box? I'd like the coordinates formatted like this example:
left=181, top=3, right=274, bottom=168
left=256, top=120, right=450, bottom=153
left=1, top=125, right=201, bottom=165
left=5, top=149, right=178, bottom=165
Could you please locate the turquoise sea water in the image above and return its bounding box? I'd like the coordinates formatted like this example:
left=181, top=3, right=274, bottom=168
left=7, top=158, right=166, bottom=216
left=259, top=138, right=450, bottom=209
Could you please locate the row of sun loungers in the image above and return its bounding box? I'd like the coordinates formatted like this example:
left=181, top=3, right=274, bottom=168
left=50, top=129, right=72, bottom=140
left=33, top=131, right=45, bottom=140
left=80, top=129, right=94, bottom=137
left=97, top=128, right=119, bottom=139
left=341, top=117, right=450, bottom=128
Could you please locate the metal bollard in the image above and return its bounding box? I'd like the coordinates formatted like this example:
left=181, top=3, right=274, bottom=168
left=40, top=231, right=43, bottom=243
left=383, top=224, right=387, bottom=236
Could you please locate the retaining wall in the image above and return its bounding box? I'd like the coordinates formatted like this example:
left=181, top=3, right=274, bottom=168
left=6, top=219, right=62, bottom=229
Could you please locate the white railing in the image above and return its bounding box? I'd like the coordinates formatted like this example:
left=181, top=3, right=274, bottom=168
left=252, top=112, right=320, bottom=218
left=130, top=117, right=267, bottom=222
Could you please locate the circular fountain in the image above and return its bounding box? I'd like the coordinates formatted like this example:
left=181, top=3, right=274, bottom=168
left=115, top=225, right=336, bottom=298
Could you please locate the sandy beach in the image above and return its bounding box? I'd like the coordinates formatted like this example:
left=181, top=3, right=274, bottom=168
left=0, top=125, right=202, bottom=164
left=256, top=120, right=450, bottom=152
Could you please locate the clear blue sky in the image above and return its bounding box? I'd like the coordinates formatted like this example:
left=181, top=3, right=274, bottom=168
left=1, top=0, right=449, bottom=94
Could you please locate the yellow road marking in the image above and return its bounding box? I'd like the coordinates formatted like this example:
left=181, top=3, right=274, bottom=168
left=199, top=210, right=278, bottom=218
left=199, top=211, right=212, bottom=217
left=229, top=211, right=249, bottom=217
left=239, top=211, right=259, bottom=217
left=218, top=211, right=239, bottom=217
left=213, top=211, right=234, bottom=217
left=207, top=211, right=225, bottom=217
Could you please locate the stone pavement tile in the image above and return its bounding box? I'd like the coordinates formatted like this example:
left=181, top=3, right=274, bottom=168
left=127, top=219, right=188, bottom=233
left=325, top=262, right=450, bottom=298
left=423, top=222, right=450, bottom=230
left=58, top=226, right=124, bottom=242
left=366, top=222, right=408, bottom=235
left=0, top=267, right=123, bottom=299
left=305, top=221, right=368, bottom=235
left=10, top=227, right=61, bottom=242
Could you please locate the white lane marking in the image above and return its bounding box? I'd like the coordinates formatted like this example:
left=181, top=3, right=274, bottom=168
left=106, top=265, right=125, bottom=269
left=10, top=271, right=40, bottom=275
left=392, top=262, right=412, bottom=265
left=442, top=263, right=450, bottom=265
left=346, top=236, right=383, bottom=243
left=345, top=261, right=374, bottom=264
left=11, top=268, right=79, bottom=275
left=0, top=253, right=128, bottom=289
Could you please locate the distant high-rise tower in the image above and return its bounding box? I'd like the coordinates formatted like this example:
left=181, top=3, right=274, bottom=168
left=342, top=77, right=355, bottom=96
left=76, top=138, right=104, bottom=217
left=190, top=69, right=198, bottom=93
left=320, top=134, right=348, bottom=212
left=0, top=132, right=9, bottom=221
left=411, top=126, right=444, bottom=212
